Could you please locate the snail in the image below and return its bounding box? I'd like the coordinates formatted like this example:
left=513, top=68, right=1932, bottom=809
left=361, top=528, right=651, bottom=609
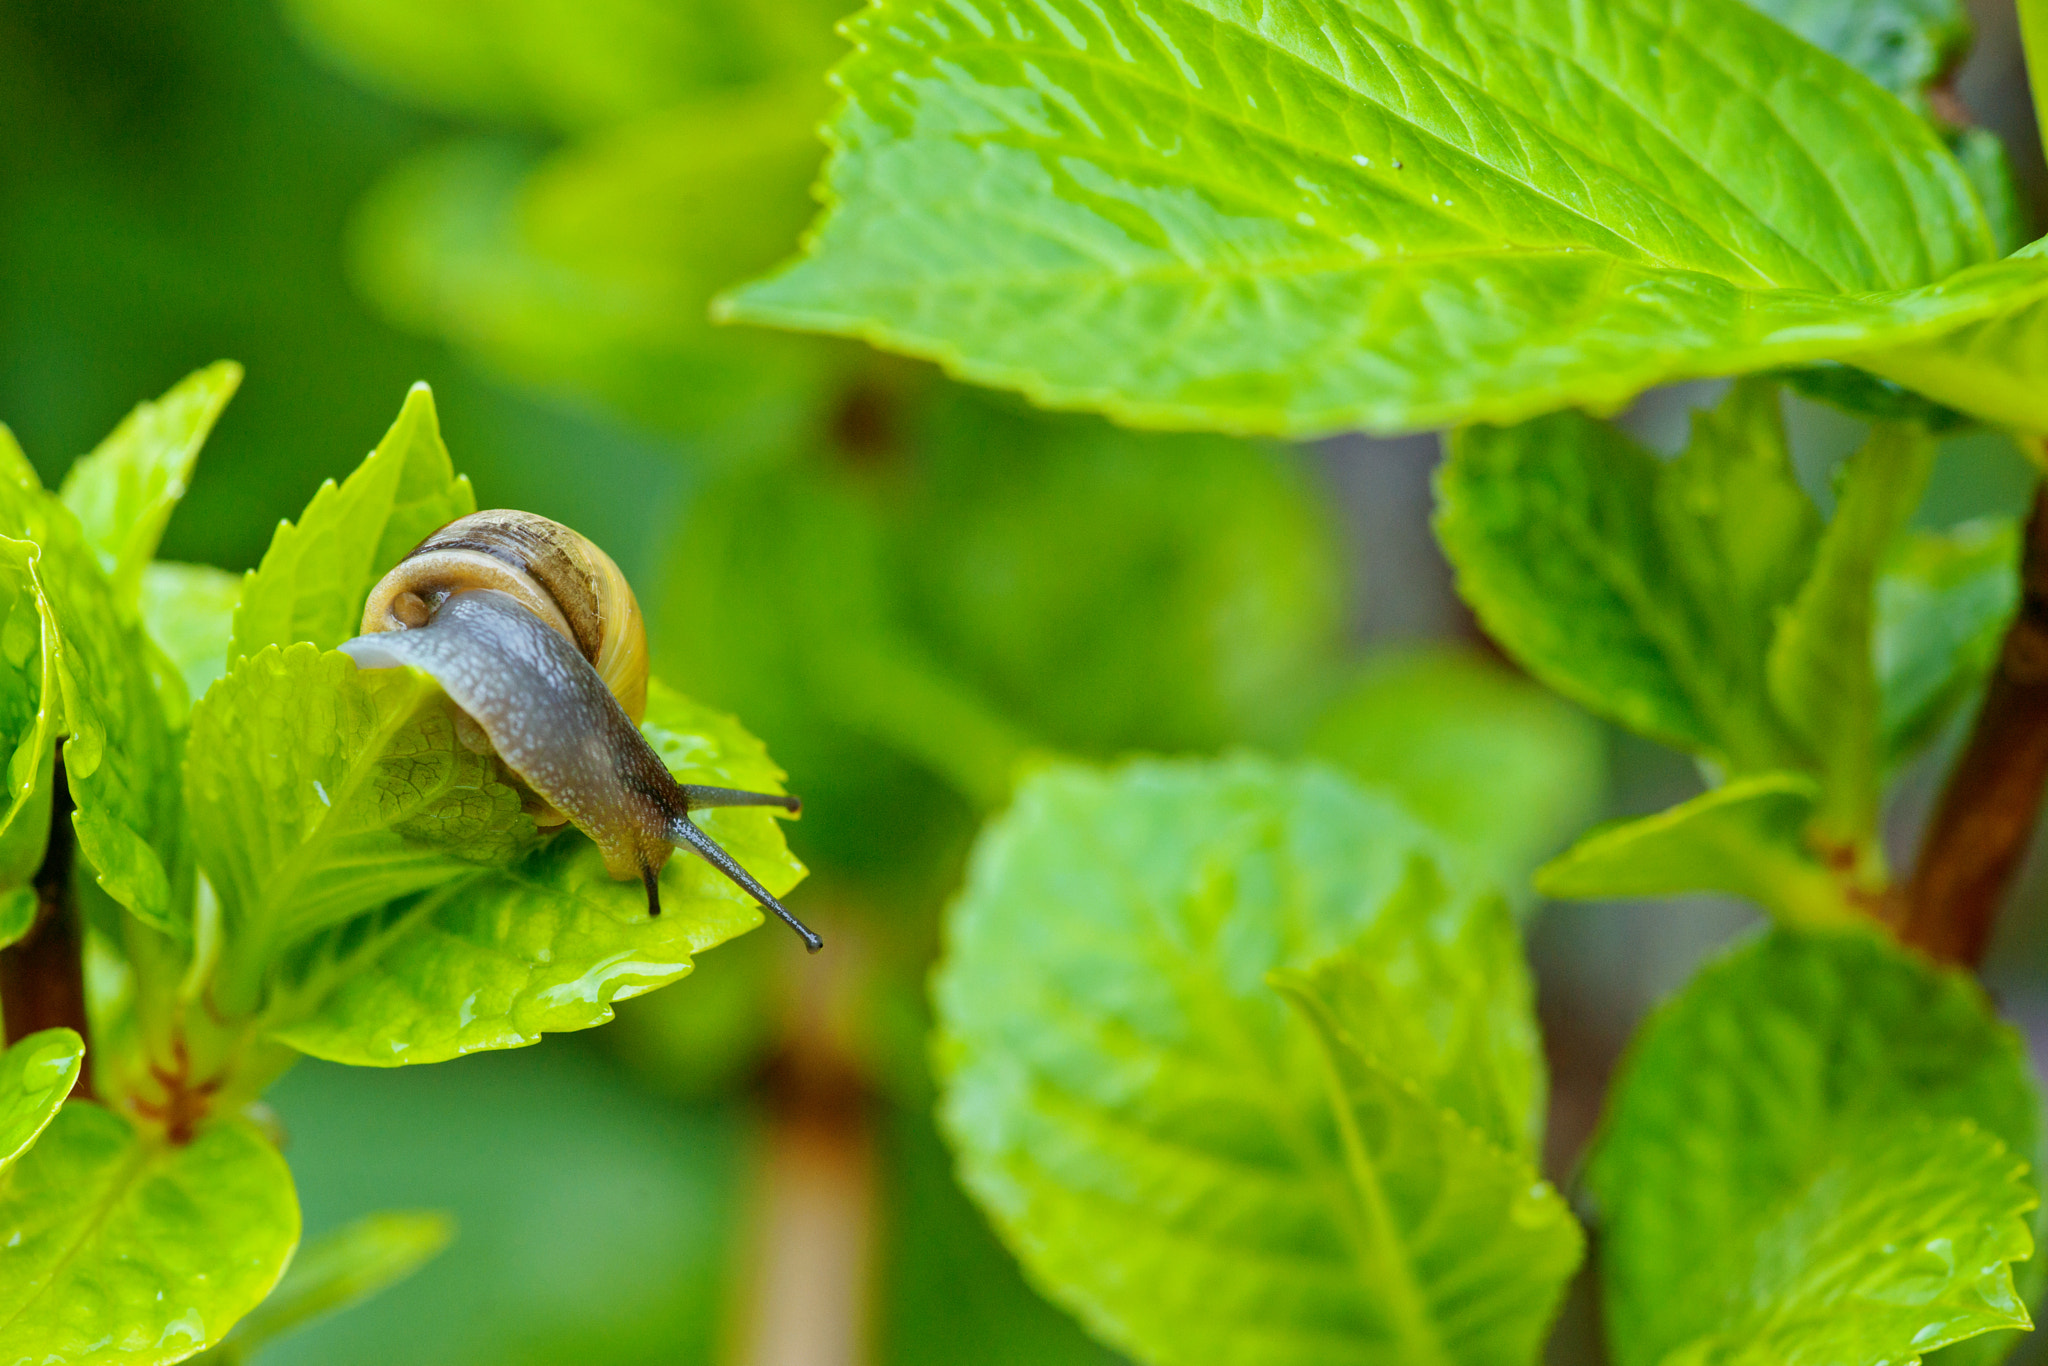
left=336, top=510, right=821, bottom=951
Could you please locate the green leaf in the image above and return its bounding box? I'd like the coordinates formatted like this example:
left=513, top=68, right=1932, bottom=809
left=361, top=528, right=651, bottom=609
left=1879, top=518, right=2019, bottom=765
left=1767, top=422, right=1936, bottom=846
left=230, top=382, right=474, bottom=664
left=187, top=644, right=536, bottom=1012
left=33, top=496, right=183, bottom=933
left=934, top=756, right=1574, bottom=1366
left=1951, top=128, right=2029, bottom=259
left=1740, top=0, right=1969, bottom=108
left=1856, top=260, right=2048, bottom=435
left=1436, top=397, right=1811, bottom=771
left=350, top=93, right=846, bottom=453
left=1534, top=773, right=1856, bottom=926
left=1588, top=929, right=2041, bottom=1366
left=0, top=536, right=58, bottom=892
left=59, top=361, right=241, bottom=609
left=2024, top=0, right=2048, bottom=164
left=1303, top=646, right=1604, bottom=887
left=140, top=560, right=243, bottom=721
left=0, top=1102, right=300, bottom=1363
left=265, top=679, right=802, bottom=1065
left=0, top=1029, right=82, bottom=1174
left=212, top=1210, right=452, bottom=1359
left=723, top=0, right=2042, bottom=436
left=0, top=888, right=32, bottom=949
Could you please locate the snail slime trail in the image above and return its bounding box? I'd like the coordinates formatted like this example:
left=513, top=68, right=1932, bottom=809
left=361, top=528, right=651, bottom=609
left=339, top=511, right=821, bottom=951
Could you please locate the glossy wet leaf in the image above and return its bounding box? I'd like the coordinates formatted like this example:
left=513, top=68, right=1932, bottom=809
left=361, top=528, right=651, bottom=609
left=1767, top=422, right=1935, bottom=843
left=0, top=1102, right=300, bottom=1364
left=59, top=361, right=240, bottom=608
left=0, top=531, right=58, bottom=892
left=725, top=0, right=2046, bottom=435
left=1588, top=929, right=2041, bottom=1366
left=187, top=644, right=536, bottom=1010
left=204, top=1210, right=452, bottom=1361
left=266, top=680, right=803, bottom=1065
left=140, top=560, right=242, bottom=721
left=1437, top=401, right=1809, bottom=770
left=0, top=1029, right=83, bottom=1175
left=935, top=757, right=1571, bottom=1366
left=1304, top=646, right=1604, bottom=888
left=231, top=382, right=475, bottom=663
left=1878, top=518, right=2019, bottom=765
left=351, top=93, right=845, bottom=454
left=1534, top=774, right=1852, bottom=926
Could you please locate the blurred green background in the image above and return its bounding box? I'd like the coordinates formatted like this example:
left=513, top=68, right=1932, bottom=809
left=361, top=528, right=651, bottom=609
left=3, top=0, right=2044, bottom=1362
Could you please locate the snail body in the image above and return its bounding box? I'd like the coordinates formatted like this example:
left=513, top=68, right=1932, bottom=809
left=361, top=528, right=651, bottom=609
left=339, top=511, right=819, bottom=950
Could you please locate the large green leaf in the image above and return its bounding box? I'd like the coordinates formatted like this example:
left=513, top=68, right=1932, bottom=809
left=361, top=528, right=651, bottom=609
left=1304, top=646, right=1604, bottom=888
left=0, top=1029, right=82, bottom=1175
left=723, top=0, right=2048, bottom=435
left=1436, top=398, right=1809, bottom=771
left=935, top=757, right=1576, bottom=1366
left=188, top=644, right=537, bottom=1014
left=230, top=383, right=474, bottom=663
left=1588, top=929, right=2042, bottom=1366
left=1767, top=421, right=1935, bottom=847
left=1878, top=517, right=2019, bottom=766
left=139, top=560, right=242, bottom=723
left=59, top=361, right=240, bottom=609
left=265, top=680, right=802, bottom=1065
left=0, top=1102, right=300, bottom=1363
left=1857, top=277, right=2048, bottom=435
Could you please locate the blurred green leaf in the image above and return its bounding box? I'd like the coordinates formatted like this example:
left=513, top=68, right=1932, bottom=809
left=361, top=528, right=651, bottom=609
left=265, top=680, right=801, bottom=1065
left=1775, top=362, right=1975, bottom=430
left=0, top=1029, right=82, bottom=1174
left=1304, top=648, right=1604, bottom=888
left=935, top=757, right=1569, bottom=1366
left=1879, top=518, right=2019, bottom=765
left=59, top=361, right=241, bottom=609
left=1589, top=929, right=2042, bottom=1366
left=1535, top=774, right=1856, bottom=926
left=282, top=0, right=845, bottom=130
left=0, top=1102, right=299, bottom=1362
left=723, top=0, right=2041, bottom=436
left=207, top=1210, right=452, bottom=1362
left=1741, top=0, right=1969, bottom=107
left=1438, top=402, right=1806, bottom=770
left=350, top=90, right=845, bottom=455
left=141, top=560, right=243, bottom=721
left=188, top=644, right=536, bottom=1013
left=2023, top=0, right=2048, bottom=161
left=1768, top=423, right=1935, bottom=846
left=1951, top=129, right=2030, bottom=258
left=0, top=888, right=32, bottom=950
left=231, top=382, right=475, bottom=664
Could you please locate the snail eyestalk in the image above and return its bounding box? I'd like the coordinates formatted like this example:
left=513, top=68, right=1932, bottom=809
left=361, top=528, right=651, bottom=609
left=670, top=815, right=824, bottom=952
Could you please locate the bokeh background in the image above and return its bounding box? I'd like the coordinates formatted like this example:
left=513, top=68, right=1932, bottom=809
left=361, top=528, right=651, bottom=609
left=3, top=2, right=2044, bottom=1363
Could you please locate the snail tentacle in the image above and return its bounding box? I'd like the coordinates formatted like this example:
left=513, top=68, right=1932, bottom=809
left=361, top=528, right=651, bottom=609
left=669, top=815, right=823, bottom=952
left=682, top=785, right=802, bottom=815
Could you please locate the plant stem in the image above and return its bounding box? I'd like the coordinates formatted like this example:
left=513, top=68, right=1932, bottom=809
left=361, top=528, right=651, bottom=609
left=1901, top=486, right=2048, bottom=966
left=0, top=758, right=92, bottom=1094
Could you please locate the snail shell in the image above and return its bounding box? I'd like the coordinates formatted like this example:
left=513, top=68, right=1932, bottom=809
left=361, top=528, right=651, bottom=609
left=360, top=510, right=649, bottom=725
left=339, top=511, right=818, bottom=950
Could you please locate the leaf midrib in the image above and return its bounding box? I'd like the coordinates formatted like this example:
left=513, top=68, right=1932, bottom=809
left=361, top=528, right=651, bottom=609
left=0, top=1122, right=157, bottom=1337
left=1078, top=810, right=1455, bottom=1364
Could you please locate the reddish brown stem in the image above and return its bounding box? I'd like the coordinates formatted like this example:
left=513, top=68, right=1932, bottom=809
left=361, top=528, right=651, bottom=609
left=1902, top=487, right=2048, bottom=966
left=0, top=758, right=90, bottom=1096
